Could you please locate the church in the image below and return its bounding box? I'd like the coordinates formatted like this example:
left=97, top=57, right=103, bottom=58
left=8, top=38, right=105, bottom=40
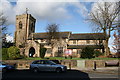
left=14, top=13, right=106, bottom=58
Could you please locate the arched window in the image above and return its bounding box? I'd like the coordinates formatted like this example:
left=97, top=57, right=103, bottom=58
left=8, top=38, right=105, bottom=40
left=31, top=23, right=34, bottom=32
left=19, top=21, right=22, bottom=29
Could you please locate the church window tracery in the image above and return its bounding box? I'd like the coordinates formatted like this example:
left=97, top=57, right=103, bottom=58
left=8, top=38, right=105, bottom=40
left=19, top=21, right=22, bottom=29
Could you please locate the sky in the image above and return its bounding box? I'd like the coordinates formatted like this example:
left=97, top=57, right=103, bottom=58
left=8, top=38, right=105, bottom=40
left=0, top=0, right=119, bottom=52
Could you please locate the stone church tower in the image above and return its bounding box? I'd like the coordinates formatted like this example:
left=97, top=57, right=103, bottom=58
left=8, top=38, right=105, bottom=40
left=14, top=13, right=40, bottom=57
left=15, top=14, right=36, bottom=47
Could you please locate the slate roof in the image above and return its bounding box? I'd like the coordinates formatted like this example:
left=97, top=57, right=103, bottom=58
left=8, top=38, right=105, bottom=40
left=29, top=32, right=71, bottom=40
left=33, top=33, right=48, bottom=39
left=28, top=32, right=106, bottom=40
left=70, top=33, right=106, bottom=40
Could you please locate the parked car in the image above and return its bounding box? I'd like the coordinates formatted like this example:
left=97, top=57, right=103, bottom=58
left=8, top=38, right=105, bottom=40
left=30, top=60, right=67, bottom=73
left=0, top=61, right=15, bottom=73
left=51, top=60, right=61, bottom=64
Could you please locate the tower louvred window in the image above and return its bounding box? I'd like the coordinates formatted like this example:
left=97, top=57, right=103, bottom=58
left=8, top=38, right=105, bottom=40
left=19, top=21, right=22, bottom=29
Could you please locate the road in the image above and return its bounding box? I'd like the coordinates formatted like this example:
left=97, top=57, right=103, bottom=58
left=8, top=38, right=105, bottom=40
left=0, top=69, right=119, bottom=80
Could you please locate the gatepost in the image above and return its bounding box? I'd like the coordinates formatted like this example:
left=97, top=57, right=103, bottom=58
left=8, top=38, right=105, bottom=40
left=93, top=61, right=96, bottom=71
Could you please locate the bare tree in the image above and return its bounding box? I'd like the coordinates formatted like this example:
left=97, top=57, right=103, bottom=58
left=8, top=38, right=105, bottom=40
left=0, top=12, right=7, bottom=47
left=46, top=24, right=60, bottom=57
left=87, top=2, right=120, bottom=56
left=0, top=13, right=7, bottom=34
left=112, top=32, right=119, bottom=52
left=0, top=13, right=7, bottom=26
left=0, top=12, right=12, bottom=48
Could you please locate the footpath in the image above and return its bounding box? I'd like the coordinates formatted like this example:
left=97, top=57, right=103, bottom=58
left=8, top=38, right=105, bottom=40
left=74, top=67, right=119, bottom=74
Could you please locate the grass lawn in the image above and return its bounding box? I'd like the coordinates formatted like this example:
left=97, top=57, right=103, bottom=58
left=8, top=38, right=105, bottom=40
left=23, top=57, right=119, bottom=60
left=23, top=57, right=82, bottom=60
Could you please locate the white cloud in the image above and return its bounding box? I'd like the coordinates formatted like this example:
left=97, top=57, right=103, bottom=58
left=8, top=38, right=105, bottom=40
left=0, top=0, right=16, bottom=25
left=6, top=34, right=14, bottom=42
left=74, top=3, right=88, bottom=18
left=7, top=0, right=80, bottom=2
left=1, top=0, right=88, bottom=25
left=5, top=0, right=120, bottom=2
left=80, top=0, right=119, bottom=2
left=108, top=36, right=116, bottom=53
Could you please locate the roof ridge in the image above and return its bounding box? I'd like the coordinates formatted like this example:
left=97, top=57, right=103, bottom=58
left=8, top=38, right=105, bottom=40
left=33, top=31, right=71, bottom=34
left=72, top=33, right=104, bottom=35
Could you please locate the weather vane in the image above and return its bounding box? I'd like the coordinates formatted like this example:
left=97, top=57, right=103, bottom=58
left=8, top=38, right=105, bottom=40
left=26, top=8, right=29, bottom=14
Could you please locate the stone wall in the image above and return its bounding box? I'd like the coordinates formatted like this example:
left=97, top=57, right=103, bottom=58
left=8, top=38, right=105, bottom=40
left=85, top=60, right=105, bottom=68
left=3, top=60, right=33, bottom=69
left=84, top=60, right=119, bottom=68
left=3, top=60, right=119, bottom=69
left=3, top=60, right=77, bottom=69
left=60, top=60, right=77, bottom=69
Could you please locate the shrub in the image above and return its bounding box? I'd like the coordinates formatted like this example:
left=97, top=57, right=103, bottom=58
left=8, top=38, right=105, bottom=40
left=81, top=47, right=94, bottom=59
left=94, top=50, right=103, bottom=57
left=40, top=48, right=47, bottom=58
left=2, top=48, right=9, bottom=60
left=8, top=46, right=20, bottom=60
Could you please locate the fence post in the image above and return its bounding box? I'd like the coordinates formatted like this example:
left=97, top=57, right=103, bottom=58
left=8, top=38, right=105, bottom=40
left=93, top=61, right=96, bottom=71
left=69, top=61, right=71, bottom=70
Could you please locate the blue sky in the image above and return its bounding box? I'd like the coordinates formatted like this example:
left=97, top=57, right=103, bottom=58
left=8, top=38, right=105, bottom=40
left=1, top=0, right=118, bottom=52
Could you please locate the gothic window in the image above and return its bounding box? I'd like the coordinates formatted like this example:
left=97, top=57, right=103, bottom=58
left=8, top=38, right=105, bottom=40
left=73, top=40, right=76, bottom=44
left=99, top=40, right=102, bottom=45
left=32, top=23, right=34, bottom=32
left=32, top=23, right=34, bottom=27
left=58, top=47, right=63, bottom=53
left=41, top=39, right=44, bottom=42
left=19, top=21, right=22, bottom=29
left=46, top=48, right=52, bottom=54
left=86, top=40, right=90, bottom=44
left=30, top=23, right=34, bottom=32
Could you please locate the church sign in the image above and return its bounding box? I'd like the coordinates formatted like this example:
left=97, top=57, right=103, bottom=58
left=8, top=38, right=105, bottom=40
left=64, top=49, right=72, bottom=56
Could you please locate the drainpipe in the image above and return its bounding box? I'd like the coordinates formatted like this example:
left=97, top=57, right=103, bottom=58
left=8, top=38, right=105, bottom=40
left=26, top=14, right=28, bottom=41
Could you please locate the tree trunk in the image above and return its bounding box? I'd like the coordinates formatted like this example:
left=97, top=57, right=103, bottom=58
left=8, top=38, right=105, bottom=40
left=52, top=48, right=54, bottom=57
left=103, top=29, right=110, bottom=56
left=104, top=38, right=110, bottom=56
left=51, top=46, right=55, bottom=57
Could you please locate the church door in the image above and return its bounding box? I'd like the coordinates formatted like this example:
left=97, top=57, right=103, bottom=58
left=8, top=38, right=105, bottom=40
left=29, top=47, right=35, bottom=57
